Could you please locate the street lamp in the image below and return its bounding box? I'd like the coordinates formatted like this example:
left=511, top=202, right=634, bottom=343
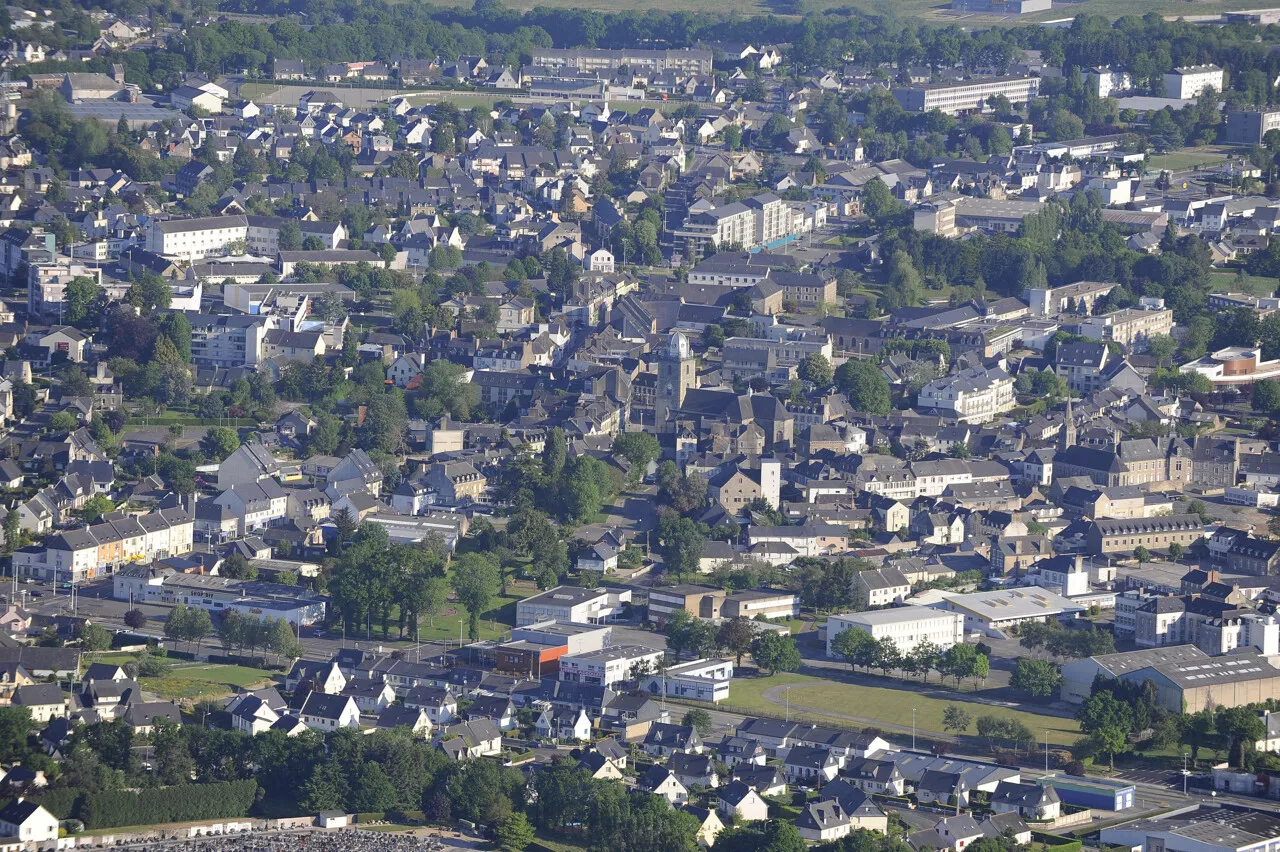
left=1183, top=751, right=1191, bottom=795
left=784, top=686, right=791, bottom=723
left=912, top=708, right=916, bottom=751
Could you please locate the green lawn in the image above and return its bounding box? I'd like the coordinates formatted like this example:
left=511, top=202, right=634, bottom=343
left=414, top=586, right=536, bottom=644
left=239, top=82, right=279, bottom=100
left=1210, top=270, right=1278, bottom=297
left=727, top=672, right=1082, bottom=746
left=139, top=662, right=277, bottom=703
left=1146, top=147, right=1235, bottom=174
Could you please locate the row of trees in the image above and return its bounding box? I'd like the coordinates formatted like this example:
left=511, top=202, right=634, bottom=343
left=665, top=612, right=801, bottom=675
left=829, top=631, right=990, bottom=688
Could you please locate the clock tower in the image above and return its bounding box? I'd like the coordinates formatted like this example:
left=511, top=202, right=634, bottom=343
left=656, top=331, right=696, bottom=433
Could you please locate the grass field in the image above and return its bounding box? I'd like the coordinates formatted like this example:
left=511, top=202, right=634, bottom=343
left=140, top=662, right=277, bottom=703
left=727, top=672, right=1082, bottom=746
left=413, top=585, right=536, bottom=644
left=1210, top=270, right=1278, bottom=297
left=238, top=82, right=279, bottom=101
left=1146, top=146, right=1235, bottom=174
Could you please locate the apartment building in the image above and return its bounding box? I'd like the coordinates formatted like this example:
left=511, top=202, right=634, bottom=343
left=1077, top=306, right=1174, bottom=352
left=530, top=47, right=713, bottom=76
left=1085, top=514, right=1205, bottom=556
left=188, top=313, right=275, bottom=367
left=648, top=585, right=728, bottom=624
left=15, top=506, right=194, bottom=582
left=826, top=609, right=965, bottom=657
left=916, top=365, right=1015, bottom=424
left=1227, top=109, right=1280, bottom=145
left=892, top=76, right=1040, bottom=115
left=1163, top=65, right=1223, bottom=99
left=27, top=261, right=103, bottom=318
left=147, top=215, right=250, bottom=260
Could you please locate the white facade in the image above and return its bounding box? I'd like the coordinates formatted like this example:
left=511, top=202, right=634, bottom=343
left=559, top=645, right=664, bottom=687
left=918, top=366, right=1015, bottom=424
left=147, top=215, right=250, bottom=260
left=1163, top=65, right=1224, bottom=99
left=827, top=608, right=965, bottom=657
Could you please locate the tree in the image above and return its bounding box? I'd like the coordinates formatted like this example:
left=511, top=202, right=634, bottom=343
left=64, top=276, right=105, bottom=328
left=278, top=220, right=302, bottom=251
left=123, top=609, right=147, bottom=630
left=494, top=812, right=534, bottom=852
left=199, top=427, right=240, bottom=461
left=681, top=709, right=713, bottom=737
left=717, top=617, right=756, bottom=666
left=612, top=432, right=661, bottom=486
left=657, top=513, right=707, bottom=577
left=1169, top=542, right=1184, bottom=561
left=451, top=552, right=500, bottom=641
left=77, top=622, right=113, bottom=651
left=798, top=353, right=833, bottom=388
left=1010, top=658, right=1062, bottom=698
left=942, top=704, right=971, bottom=734
left=666, top=609, right=718, bottom=660
left=861, top=177, right=902, bottom=221
left=220, top=552, right=256, bottom=580
left=834, top=360, right=891, bottom=414
left=77, top=494, right=115, bottom=523
left=1134, top=545, right=1151, bottom=563
left=1255, top=380, right=1280, bottom=417
left=752, top=632, right=801, bottom=675
left=1217, top=706, right=1266, bottom=768
left=940, top=643, right=986, bottom=688
left=1077, top=690, right=1133, bottom=768
left=830, top=627, right=877, bottom=672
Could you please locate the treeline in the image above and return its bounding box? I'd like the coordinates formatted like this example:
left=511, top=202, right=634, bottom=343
left=46, top=780, right=259, bottom=830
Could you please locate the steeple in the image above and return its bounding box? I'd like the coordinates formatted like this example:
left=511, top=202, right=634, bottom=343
left=1059, top=395, right=1076, bottom=452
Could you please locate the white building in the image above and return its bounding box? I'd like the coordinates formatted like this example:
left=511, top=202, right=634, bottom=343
left=826, top=608, right=965, bottom=658
left=639, top=658, right=734, bottom=703
left=931, top=588, right=1085, bottom=637
left=1164, top=65, right=1224, bottom=99
left=917, top=366, right=1015, bottom=424
left=559, top=645, right=665, bottom=687
left=587, top=248, right=615, bottom=273
left=0, top=799, right=59, bottom=845
left=27, top=261, right=104, bottom=319
left=147, top=215, right=249, bottom=260
left=515, top=586, right=632, bottom=626
left=1088, top=66, right=1132, bottom=98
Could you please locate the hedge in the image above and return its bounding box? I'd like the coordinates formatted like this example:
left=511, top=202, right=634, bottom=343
left=70, top=780, right=259, bottom=829
left=355, top=812, right=386, bottom=823
left=38, top=788, right=80, bottom=820
left=1032, top=830, right=1084, bottom=852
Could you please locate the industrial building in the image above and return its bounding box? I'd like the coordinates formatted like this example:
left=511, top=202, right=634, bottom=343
left=1061, top=645, right=1280, bottom=713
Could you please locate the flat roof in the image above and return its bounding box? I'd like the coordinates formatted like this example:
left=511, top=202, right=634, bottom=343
left=562, top=644, right=662, bottom=663
left=832, top=607, right=960, bottom=625
left=1084, top=645, right=1208, bottom=676
left=935, top=587, right=1084, bottom=621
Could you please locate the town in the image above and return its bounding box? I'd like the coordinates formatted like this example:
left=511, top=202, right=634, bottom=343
left=5, top=0, right=1280, bottom=850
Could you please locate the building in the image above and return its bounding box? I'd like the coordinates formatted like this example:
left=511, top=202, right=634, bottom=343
left=638, top=658, right=734, bottom=703
left=932, top=588, right=1084, bottom=636
left=1085, top=515, right=1204, bottom=556
left=1036, top=774, right=1134, bottom=811
left=826, top=608, right=965, bottom=658
left=1163, top=65, right=1224, bottom=100
left=892, top=76, right=1040, bottom=116
left=1063, top=646, right=1280, bottom=712
left=722, top=589, right=799, bottom=621
left=147, top=215, right=250, bottom=260
left=856, top=567, right=912, bottom=607
left=917, top=365, right=1015, bottom=423
left=1088, top=66, right=1133, bottom=98
left=27, top=261, right=103, bottom=319
left=1227, top=109, right=1280, bottom=146
left=113, top=566, right=327, bottom=625
left=558, top=646, right=665, bottom=688
left=530, top=47, right=712, bottom=75
left=1077, top=307, right=1174, bottom=352
left=656, top=331, right=697, bottom=433
left=15, top=506, right=194, bottom=582
left=0, top=798, right=59, bottom=844
left=515, top=586, right=631, bottom=626
left=1180, top=347, right=1280, bottom=389
left=647, top=585, right=727, bottom=624
left=950, top=0, right=1051, bottom=11
left=1027, top=280, right=1117, bottom=316
left=1103, top=805, right=1280, bottom=852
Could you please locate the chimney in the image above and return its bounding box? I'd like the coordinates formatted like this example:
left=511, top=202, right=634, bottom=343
left=1208, top=568, right=1220, bottom=585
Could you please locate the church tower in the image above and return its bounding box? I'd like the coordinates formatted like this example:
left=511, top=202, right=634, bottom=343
left=656, top=332, right=696, bottom=433
left=1059, top=395, right=1076, bottom=452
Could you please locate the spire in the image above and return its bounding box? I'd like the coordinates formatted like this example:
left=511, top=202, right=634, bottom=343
left=1059, top=395, right=1076, bottom=452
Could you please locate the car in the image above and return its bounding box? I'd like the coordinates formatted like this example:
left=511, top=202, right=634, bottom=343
left=29, top=591, right=42, bottom=598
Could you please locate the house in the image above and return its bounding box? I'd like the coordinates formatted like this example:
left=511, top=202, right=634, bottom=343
left=639, top=765, right=689, bottom=805
left=0, top=798, right=59, bottom=844
left=13, top=683, right=65, bottom=722
left=991, top=781, right=1061, bottom=820
left=642, top=722, right=702, bottom=758
left=682, top=804, right=724, bottom=847
left=856, top=566, right=912, bottom=607
left=286, top=660, right=346, bottom=695
left=437, top=719, right=502, bottom=759
left=785, top=745, right=840, bottom=785
left=376, top=704, right=432, bottom=736
left=917, top=770, right=970, bottom=808
left=536, top=705, right=592, bottom=743
left=797, top=800, right=853, bottom=843
left=228, top=693, right=284, bottom=735
left=298, top=691, right=361, bottom=730
left=405, top=686, right=457, bottom=725
left=579, top=751, right=624, bottom=780
left=671, top=752, right=720, bottom=789
left=125, top=701, right=183, bottom=734
left=718, top=780, right=770, bottom=822
left=342, top=679, right=396, bottom=714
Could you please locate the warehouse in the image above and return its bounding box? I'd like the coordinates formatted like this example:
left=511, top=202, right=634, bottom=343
left=1060, top=646, right=1208, bottom=705
left=1102, top=805, right=1280, bottom=852
left=1062, top=645, right=1280, bottom=713
left=826, top=608, right=965, bottom=657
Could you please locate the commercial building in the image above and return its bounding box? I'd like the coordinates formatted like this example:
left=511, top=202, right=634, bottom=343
left=1037, top=774, right=1135, bottom=811
left=515, top=586, right=632, bottom=626
left=1060, top=646, right=1208, bottom=704
left=1163, top=65, right=1224, bottom=100
left=892, top=76, right=1040, bottom=116
left=1227, top=109, right=1280, bottom=146
left=826, top=608, right=965, bottom=658
left=930, top=588, right=1084, bottom=636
